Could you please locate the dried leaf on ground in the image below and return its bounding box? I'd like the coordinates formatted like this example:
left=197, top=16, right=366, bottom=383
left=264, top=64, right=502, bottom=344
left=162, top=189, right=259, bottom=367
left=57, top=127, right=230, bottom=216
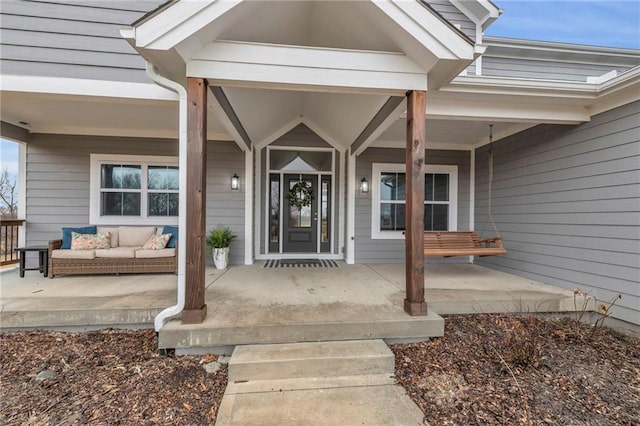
left=392, top=314, right=640, bottom=426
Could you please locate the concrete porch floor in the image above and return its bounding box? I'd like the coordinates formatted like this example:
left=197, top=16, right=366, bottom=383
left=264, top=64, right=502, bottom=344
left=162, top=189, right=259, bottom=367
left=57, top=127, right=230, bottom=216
left=0, top=262, right=589, bottom=347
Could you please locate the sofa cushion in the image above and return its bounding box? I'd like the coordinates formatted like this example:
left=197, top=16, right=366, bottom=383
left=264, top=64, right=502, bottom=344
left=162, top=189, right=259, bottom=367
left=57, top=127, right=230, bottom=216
left=118, top=226, right=156, bottom=247
left=71, top=231, right=111, bottom=250
left=51, top=249, right=96, bottom=259
left=143, top=234, right=171, bottom=250
left=135, top=248, right=176, bottom=259
left=61, top=226, right=96, bottom=249
left=97, top=227, right=119, bottom=247
left=162, top=226, right=179, bottom=248
left=95, top=247, right=136, bottom=258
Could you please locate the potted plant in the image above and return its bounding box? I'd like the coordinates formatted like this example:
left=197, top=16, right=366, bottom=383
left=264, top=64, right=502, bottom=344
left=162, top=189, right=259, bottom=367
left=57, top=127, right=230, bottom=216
left=206, top=226, right=235, bottom=269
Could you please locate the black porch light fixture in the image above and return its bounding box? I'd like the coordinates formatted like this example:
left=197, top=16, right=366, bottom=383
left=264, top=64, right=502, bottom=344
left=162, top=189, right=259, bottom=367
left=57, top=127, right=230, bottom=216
left=360, top=177, right=369, bottom=193
left=231, top=174, right=239, bottom=190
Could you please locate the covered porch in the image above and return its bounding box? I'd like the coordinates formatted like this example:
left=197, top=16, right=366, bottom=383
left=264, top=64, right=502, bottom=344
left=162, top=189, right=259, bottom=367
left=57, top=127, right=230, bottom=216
left=0, top=263, right=590, bottom=351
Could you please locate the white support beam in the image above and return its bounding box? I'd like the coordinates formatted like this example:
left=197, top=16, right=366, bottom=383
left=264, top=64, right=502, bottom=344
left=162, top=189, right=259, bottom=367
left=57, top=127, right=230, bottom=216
left=244, top=148, right=254, bottom=265
left=188, top=41, right=428, bottom=95
left=346, top=151, right=356, bottom=264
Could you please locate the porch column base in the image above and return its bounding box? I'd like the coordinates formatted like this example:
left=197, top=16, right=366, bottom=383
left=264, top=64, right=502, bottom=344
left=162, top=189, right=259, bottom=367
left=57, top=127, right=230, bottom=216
left=404, top=299, right=428, bottom=316
left=182, top=305, right=208, bottom=324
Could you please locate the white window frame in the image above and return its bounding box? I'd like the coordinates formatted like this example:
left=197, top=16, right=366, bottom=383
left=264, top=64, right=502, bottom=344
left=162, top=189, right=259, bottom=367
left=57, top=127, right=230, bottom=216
left=371, top=163, right=458, bottom=239
left=89, top=154, right=179, bottom=226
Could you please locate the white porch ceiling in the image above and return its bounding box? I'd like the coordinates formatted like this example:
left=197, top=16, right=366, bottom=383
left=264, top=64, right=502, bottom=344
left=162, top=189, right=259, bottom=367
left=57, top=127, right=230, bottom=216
left=0, top=88, right=533, bottom=149
left=0, top=91, right=229, bottom=140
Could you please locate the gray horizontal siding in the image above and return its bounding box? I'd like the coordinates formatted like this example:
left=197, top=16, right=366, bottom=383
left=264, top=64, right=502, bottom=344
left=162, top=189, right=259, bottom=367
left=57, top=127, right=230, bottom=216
left=425, top=0, right=475, bottom=40
left=0, top=0, right=162, bottom=82
left=206, top=141, right=246, bottom=265
left=482, top=56, right=633, bottom=81
left=475, top=101, right=640, bottom=324
left=25, top=134, right=246, bottom=266
left=271, top=124, right=333, bottom=148
left=355, top=148, right=471, bottom=264
left=25, top=134, right=177, bottom=244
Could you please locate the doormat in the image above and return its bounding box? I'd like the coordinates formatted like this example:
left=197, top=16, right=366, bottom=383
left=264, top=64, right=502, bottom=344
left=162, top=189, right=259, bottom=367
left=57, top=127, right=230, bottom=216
left=263, top=259, right=339, bottom=268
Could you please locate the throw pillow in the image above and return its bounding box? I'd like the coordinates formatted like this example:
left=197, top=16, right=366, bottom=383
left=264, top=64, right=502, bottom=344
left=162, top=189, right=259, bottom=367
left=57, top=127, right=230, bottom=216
left=143, top=233, right=171, bottom=250
left=70, top=231, right=111, bottom=250
left=61, top=226, right=97, bottom=249
left=162, top=226, right=179, bottom=248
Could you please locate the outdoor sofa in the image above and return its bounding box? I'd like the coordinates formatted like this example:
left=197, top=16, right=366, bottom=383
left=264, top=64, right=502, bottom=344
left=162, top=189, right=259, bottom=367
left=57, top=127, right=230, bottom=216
left=48, top=226, right=177, bottom=278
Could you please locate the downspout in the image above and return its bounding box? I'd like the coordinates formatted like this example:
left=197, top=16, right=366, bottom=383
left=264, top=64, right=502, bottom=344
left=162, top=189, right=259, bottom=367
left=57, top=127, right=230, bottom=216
left=145, top=62, right=188, bottom=332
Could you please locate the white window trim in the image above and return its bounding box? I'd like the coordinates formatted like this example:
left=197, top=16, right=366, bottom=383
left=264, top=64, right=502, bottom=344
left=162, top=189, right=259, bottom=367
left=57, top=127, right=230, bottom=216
left=371, top=163, right=458, bottom=240
left=89, top=154, right=179, bottom=226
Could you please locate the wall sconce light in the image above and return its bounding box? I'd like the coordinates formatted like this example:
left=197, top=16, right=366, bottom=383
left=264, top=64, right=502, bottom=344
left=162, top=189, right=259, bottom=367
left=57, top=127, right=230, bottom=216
left=360, top=177, right=369, bottom=193
left=231, top=174, right=239, bottom=190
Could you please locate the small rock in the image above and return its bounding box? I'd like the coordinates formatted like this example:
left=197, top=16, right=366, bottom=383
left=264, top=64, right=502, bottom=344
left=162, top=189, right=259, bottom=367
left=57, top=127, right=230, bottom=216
left=35, top=370, right=56, bottom=382
left=217, top=355, right=231, bottom=365
left=203, top=362, right=221, bottom=374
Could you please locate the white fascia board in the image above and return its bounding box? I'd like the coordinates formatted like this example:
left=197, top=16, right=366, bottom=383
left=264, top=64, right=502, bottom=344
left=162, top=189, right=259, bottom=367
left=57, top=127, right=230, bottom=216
left=195, top=41, right=425, bottom=74
left=591, top=67, right=640, bottom=115
left=447, top=75, right=598, bottom=99
left=372, top=0, right=475, bottom=60
left=191, top=61, right=425, bottom=94
left=450, top=0, right=501, bottom=28
left=188, top=41, right=428, bottom=94
left=597, top=65, right=640, bottom=94
left=425, top=97, right=589, bottom=123
left=135, top=1, right=241, bottom=50
left=484, top=36, right=640, bottom=63
left=0, top=75, right=178, bottom=101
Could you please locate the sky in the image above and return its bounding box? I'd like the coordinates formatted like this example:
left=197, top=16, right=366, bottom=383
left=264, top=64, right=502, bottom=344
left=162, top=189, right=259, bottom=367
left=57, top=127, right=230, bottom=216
left=1, top=139, right=19, bottom=177
left=486, top=0, right=640, bottom=49
left=0, top=0, right=638, bottom=176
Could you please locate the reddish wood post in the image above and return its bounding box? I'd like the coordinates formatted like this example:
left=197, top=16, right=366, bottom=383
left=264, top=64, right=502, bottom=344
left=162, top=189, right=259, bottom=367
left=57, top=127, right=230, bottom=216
left=182, top=77, right=208, bottom=324
left=404, top=90, right=428, bottom=316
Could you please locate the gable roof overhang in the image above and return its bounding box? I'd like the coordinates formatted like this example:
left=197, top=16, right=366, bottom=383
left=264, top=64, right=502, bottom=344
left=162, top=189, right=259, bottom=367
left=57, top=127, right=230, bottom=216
left=126, top=0, right=479, bottom=93
left=449, top=0, right=501, bottom=31
left=121, top=0, right=481, bottom=152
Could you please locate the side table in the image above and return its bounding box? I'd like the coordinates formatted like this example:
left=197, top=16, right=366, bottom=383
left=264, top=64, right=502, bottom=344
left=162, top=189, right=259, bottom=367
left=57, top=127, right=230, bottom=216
left=14, top=246, right=49, bottom=278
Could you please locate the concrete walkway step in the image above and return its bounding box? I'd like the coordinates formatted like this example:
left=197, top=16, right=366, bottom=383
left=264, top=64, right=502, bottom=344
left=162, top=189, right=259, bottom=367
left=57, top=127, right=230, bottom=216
left=228, top=340, right=394, bottom=382
left=216, top=340, right=425, bottom=425
left=216, top=375, right=424, bottom=426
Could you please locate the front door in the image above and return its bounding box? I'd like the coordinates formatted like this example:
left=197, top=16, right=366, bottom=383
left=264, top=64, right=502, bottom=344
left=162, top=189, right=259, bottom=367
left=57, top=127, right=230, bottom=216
left=283, top=174, right=318, bottom=252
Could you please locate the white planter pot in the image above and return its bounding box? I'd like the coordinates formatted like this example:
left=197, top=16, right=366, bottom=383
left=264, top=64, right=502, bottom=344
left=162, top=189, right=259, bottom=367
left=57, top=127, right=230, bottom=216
left=212, top=247, right=230, bottom=269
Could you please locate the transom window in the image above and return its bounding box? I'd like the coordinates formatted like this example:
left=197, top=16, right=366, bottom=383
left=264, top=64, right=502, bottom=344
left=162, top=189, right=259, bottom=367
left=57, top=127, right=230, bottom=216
left=90, top=154, right=179, bottom=225
left=371, top=163, right=457, bottom=239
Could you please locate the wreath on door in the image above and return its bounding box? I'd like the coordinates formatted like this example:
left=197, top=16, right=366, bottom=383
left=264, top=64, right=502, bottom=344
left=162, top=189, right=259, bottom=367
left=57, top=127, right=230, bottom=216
left=288, top=180, right=314, bottom=209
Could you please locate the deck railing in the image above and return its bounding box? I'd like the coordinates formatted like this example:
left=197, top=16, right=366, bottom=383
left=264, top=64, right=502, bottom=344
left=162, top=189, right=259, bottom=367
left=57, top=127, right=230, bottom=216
left=1, top=219, right=25, bottom=266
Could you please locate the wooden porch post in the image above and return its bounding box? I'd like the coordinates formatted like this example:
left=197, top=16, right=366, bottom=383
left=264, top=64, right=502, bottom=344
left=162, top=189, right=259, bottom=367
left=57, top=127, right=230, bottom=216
left=404, top=90, right=428, bottom=316
left=182, top=77, right=208, bottom=324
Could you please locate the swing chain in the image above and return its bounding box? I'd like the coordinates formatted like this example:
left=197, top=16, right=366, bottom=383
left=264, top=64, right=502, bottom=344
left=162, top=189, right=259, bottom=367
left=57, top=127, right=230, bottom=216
left=481, top=124, right=501, bottom=239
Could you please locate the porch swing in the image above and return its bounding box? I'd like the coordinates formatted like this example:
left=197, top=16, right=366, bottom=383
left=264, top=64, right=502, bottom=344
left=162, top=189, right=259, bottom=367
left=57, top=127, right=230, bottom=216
left=424, top=125, right=506, bottom=258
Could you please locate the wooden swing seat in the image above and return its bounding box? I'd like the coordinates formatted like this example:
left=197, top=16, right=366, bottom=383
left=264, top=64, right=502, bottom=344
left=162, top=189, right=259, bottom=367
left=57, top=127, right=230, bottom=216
left=424, top=231, right=506, bottom=257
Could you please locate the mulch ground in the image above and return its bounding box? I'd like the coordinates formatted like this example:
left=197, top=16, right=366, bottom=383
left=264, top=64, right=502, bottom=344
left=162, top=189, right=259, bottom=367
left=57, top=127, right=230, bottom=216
left=0, top=329, right=227, bottom=425
left=1, top=314, right=638, bottom=425
left=392, top=314, right=640, bottom=425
